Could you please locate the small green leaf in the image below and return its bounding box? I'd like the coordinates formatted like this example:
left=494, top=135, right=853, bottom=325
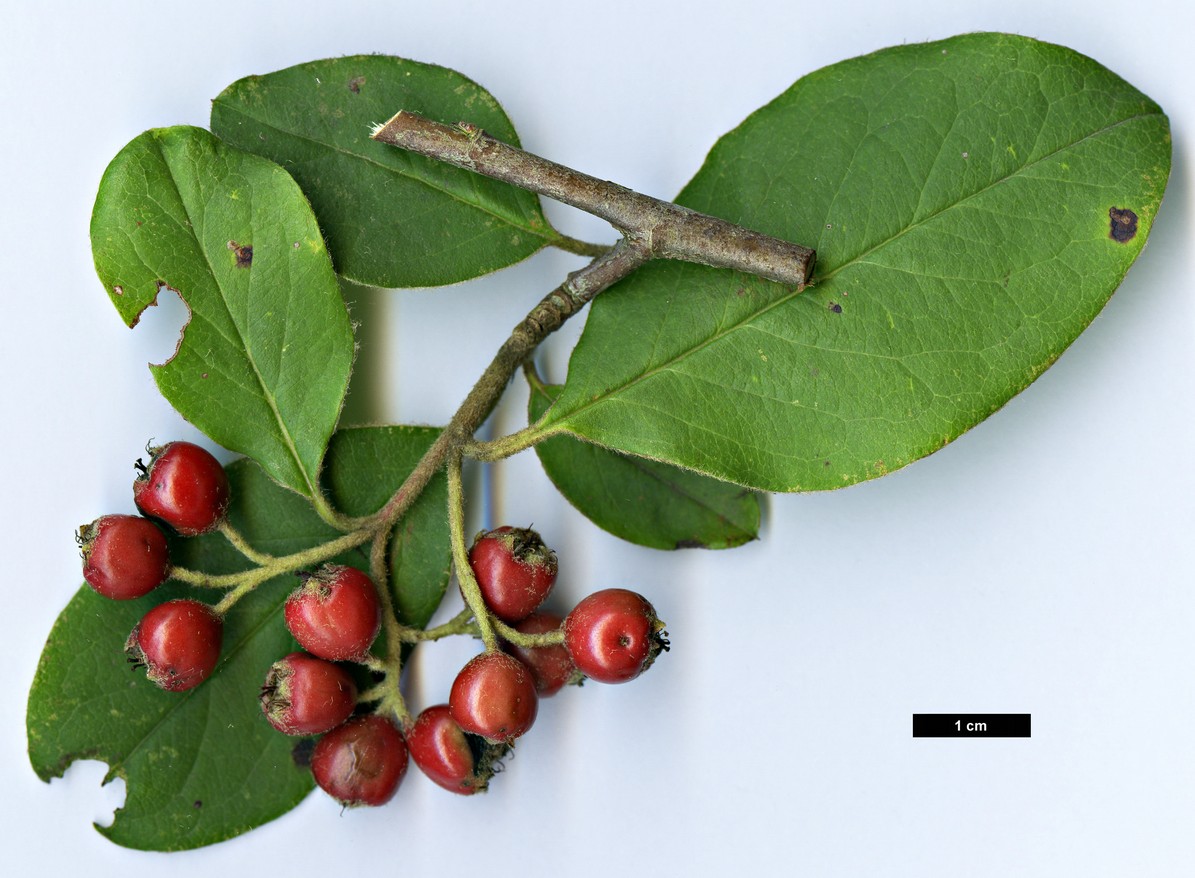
left=91, top=126, right=354, bottom=497
left=530, top=382, right=759, bottom=549
left=27, top=427, right=450, bottom=850
left=211, top=55, right=559, bottom=287
left=539, top=34, right=1171, bottom=491
left=323, top=426, right=450, bottom=627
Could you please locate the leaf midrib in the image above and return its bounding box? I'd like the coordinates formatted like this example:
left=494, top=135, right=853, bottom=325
left=214, top=100, right=558, bottom=246
left=149, top=132, right=319, bottom=498
left=617, top=453, right=757, bottom=541
left=540, top=109, right=1162, bottom=436
left=536, top=386, right=755, bottom=540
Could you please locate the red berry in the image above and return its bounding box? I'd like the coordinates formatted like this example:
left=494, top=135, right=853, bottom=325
left=408, top=704, right=509, bottom=795
left=261, top=652, right=358, bottom=736
left=501, top=612, right=576, bottom=697
left=311, top=715, right=408, bottom=807
left=126, top=599, right=223, bottom=691
left=468, top=526, right=558, bottom=623
left=563, top=589, right=668, bottom=684
left=133, top=441, right=231, bottom=536
left=284, top=565, right=381, bottom=662
left=449, top=652, right=538, bottom=744
left=78, top=514, right=170, bottom=600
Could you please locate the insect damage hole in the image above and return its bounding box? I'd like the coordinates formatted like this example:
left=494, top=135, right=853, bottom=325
left=130, top=284, right=192, bottom=368
left=1109, top=207, right=1138, bottom=243
left=46, top=759, right=127, bottom=830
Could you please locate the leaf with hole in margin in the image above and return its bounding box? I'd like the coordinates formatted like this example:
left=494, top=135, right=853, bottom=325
left=211, top=54, right=564, bottom=287
left=530, top=382, right=760, bottom=549
left=535, top=33, right=1171, bottom=492
left=91, top=126, right=354, bottom=498
left=27, top=426, right=449, bottom=851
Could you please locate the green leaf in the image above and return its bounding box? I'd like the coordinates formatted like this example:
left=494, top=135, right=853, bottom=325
left=27, top=427, right=450, bottom=851
left=538, top=33, right=1171, bottom=492
left=530, top=382, right=760, bottom=549
left=90, top=126, right=355, bottom=497
left=323, top=426, right=450, bottom=627
left=211, top=55, right=560, bottom=287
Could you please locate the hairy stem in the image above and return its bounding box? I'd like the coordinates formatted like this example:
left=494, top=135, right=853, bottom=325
left=170, top=528, right=371, bottom=597
left=492, top=617, right=565, bottom=648
left=447, top=454, right=498, bottom=652
left=217, top=520, right=274, bottom=565
left=400, top=606, right=479, bottom=643
left=371, top=111, right=815, bottom=287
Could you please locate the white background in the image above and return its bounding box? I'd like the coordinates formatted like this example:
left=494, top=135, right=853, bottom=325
left=2, top=0, right=1192, bottom=874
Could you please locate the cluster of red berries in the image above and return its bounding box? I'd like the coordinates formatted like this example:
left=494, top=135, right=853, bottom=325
left=400, top=527, right=670, bottom=801
left=78, top=445, right=668, bottom=810
left=270, top=527, right=669, bottom=807
left=78, top=441, right=231, bottom=690
left=261, top=564, right=401, bottom=805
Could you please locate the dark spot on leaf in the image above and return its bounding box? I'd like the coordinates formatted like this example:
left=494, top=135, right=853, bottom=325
left=227, top=240, right=253, bottom=268
left=348, top=76, right=365, bottom=94
left=291, top=738, right=315, bottom=768
left=1109, top=207, right=1138, bottom=243
left=674, top=538, right=707, bottom=550
left=193, top=800, right=203, bottom=809
left=828, top=302, right=843, bottom=314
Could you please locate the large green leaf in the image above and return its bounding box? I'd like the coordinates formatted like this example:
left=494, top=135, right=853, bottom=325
left=211, top=55, right=562, bottom=287
left=530, top=382, right=759, bottom=549
left=91, top=126, right=354, bottom=497
left=27, top=427, right=450, bottom=851
left=537, top=33, right=1171, bottom=491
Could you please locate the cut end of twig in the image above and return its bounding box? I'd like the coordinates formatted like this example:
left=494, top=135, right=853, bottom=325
left=369, top=111, right=406, bottom=141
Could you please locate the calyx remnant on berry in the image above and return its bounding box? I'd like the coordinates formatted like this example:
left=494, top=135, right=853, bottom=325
left=563, top=589, right=669, bottom=684
left=78, top=514, right=171, bottom=600
left=133, top=441, right=231, bottom=536
left=285, top=565, right=382, bottom=662
left=261, top=652, right=358, bottom=736
left=408, top=704, right=510, bottom=795
left=126, top=599, right=224, bottom=692
left=468, top=526, right=558, bottom=623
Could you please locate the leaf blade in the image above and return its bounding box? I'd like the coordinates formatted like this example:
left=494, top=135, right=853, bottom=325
left=540, top=33, right=1171, bottom=491
left=211, top=55, right=559, bottom=287
left=530, top=383, right=760, bottom=549
left=27, top=427, right=451, bottom=850
left=90, top=126, right=355, bottom=496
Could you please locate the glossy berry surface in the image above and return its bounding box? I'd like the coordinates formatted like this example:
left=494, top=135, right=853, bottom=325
left=468, top=526, right=558, bottom=623
left=502, top=612, right=575, bottom=697
left=79, top=514, right=170, bottom=600
left=311, top=715, right=408, bottom=807
left=408, top=704, right=506, bottom=795
left=563, top=589, right=668, bottom=684
left=449, top=652, right=538, bottom=744
left=261, top=652, right=358, bottom=736
left=133, top=441, right=231, bottom=536
left=285, top=565, right=381, bottom=662
left=126, top=599, right=223, bottom=692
